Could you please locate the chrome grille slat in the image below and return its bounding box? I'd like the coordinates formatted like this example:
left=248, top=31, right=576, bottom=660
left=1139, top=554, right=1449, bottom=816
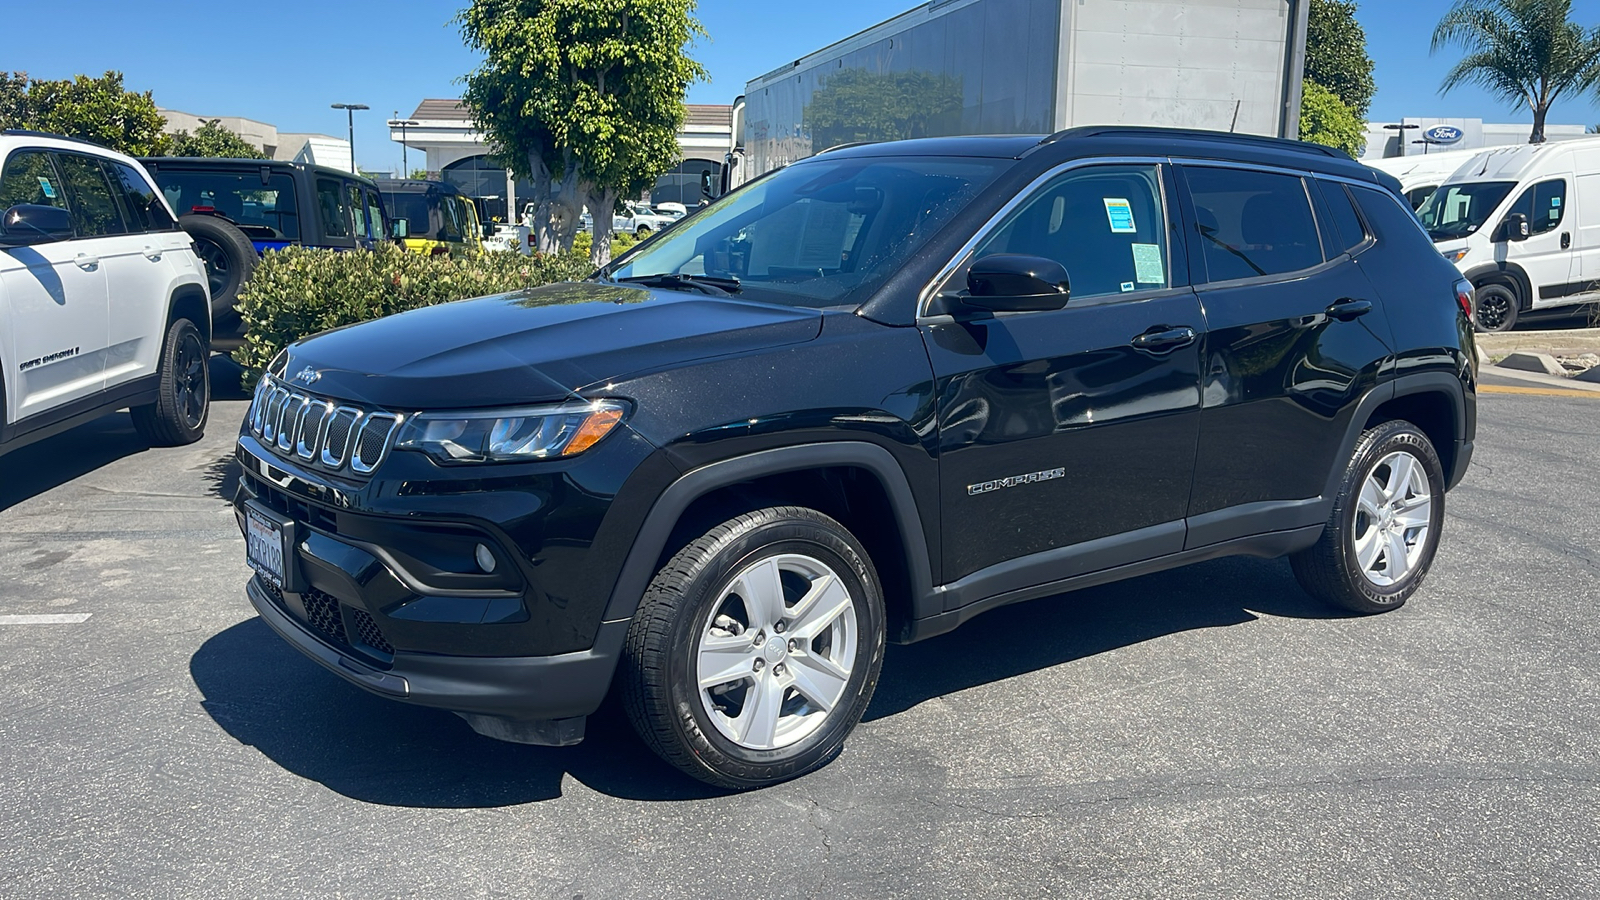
left=249, top=375, right=399, bottom=478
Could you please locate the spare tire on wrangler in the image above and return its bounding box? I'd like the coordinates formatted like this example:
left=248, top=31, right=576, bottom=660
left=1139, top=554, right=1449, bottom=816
left=179, top=214, right=256, bottom=319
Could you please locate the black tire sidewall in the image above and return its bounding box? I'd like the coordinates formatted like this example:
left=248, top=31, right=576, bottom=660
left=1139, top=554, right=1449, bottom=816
left=1334, top=425, right=1445, bottom=607
left=660, top=514, right=885, bottom=785
left=179, top=215, right=256, bottom=314
left=1473, top=283, right=1518, bottom=333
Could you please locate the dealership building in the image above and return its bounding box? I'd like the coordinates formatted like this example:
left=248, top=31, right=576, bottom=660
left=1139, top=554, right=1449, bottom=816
left=1358, top=117, right=1589, bottom=160
left=390, top=99, right=735, bottom=219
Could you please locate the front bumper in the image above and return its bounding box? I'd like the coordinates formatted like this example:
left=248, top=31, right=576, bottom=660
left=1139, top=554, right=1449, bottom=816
left=247, top=576, right=627, bottom=727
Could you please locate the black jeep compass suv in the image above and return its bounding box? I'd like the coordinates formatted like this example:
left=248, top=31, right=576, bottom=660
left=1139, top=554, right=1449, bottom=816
left=234, top=128, right=1476, bottom=789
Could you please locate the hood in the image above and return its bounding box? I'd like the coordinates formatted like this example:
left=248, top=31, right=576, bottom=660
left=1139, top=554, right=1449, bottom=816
left=281, top=282, right=824, bottom=409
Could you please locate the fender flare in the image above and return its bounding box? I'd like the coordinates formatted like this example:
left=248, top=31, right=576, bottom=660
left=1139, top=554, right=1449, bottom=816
left=600, top=441, right=937, bottom=623
left=1321, top=372, right=1468, bottom=501
left=1463, top=262, right=1532, bottom=311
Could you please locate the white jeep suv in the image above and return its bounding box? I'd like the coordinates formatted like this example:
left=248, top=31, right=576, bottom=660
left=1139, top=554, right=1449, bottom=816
left=0, top=132, right=211, bottom=455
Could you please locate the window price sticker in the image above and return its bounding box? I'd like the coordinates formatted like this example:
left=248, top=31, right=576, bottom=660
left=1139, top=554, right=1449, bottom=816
left=1104, top=198, right=1136, bottom=233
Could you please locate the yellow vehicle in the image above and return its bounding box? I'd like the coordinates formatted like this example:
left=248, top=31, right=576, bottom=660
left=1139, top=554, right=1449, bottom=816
left=378, top=180, right=482, bottom=257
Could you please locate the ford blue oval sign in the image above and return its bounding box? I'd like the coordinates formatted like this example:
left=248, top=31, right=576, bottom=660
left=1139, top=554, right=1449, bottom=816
left=1424, top=125, right=1465, bottom=145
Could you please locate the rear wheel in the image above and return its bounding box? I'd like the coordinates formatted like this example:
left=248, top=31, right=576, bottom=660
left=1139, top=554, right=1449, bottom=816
left=1472, top=283, right=1519, bottom=332
left=131, top=317, right=209, bottom=446
left=1291, top=420, right=1444, bottom=614
left=635, top=225, right=651, bottom=238
left=621, top=507, right=886, bottom=789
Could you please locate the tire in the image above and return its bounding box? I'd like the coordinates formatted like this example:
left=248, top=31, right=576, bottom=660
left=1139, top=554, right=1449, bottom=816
left=621, top=506, right=887, bottom=789
left=179, top=214, right=256, bottom=317
left=1290, top=420, right=1445, bottom=614
left=131, top=317, right=209, bottom=446
left=1472, top=282, right=1519, bottom=333
left=635, top=225, right=651, bottom=238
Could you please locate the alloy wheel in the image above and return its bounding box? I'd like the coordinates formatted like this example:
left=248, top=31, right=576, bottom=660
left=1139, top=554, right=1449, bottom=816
left=695, top=553, right=859, bottom=751
left=174, top=331, right=207, bottom=428
left=1351, top=450, right=1433, bottom=587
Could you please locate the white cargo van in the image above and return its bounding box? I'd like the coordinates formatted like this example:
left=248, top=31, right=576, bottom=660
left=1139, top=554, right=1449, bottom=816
left=1367, top=148, right=1490, bottom=210
left=1418, top=137, right=1600, bottom=331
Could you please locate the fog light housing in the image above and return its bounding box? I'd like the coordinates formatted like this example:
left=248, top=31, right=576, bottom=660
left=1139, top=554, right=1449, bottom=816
left=475, top=543, right=497, bottom=573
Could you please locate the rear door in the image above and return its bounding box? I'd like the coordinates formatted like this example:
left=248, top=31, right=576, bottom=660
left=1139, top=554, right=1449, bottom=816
left=1177, top=164, right=1394, bottom=548
left=923, top=162, right=1204, bottom=587
left=0, top=149, right=110, bottom=421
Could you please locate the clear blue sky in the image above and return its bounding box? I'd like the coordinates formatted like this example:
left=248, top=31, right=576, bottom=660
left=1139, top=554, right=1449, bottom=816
left=7, top=0, right=1600, bottom=172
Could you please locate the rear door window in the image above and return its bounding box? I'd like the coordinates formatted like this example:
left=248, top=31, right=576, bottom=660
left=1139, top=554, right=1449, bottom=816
left=1314, top=180, right=1369, bottom=257
left=55, top=152, right=129, bottom=237
left=1184, top=166, right=1323, bottom=282
left=317, top=178, right=351, bottom=238
left=965, top=163, right=1171, bottom=300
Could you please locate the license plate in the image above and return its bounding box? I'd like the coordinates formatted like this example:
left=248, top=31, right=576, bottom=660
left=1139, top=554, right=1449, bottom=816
left=246, top=507, right=287, bottom=590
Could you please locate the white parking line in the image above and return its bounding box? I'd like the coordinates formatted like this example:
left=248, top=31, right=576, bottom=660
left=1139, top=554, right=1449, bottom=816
left=0, top=614, right=92, bottom=625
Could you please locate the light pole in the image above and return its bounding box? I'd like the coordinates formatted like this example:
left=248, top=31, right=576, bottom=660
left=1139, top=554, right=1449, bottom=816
left=388, top=116, right=418, bottom=177
left=331, top=102, right=369, bottom=173
left=1383, top=122, right=1418, bottom=157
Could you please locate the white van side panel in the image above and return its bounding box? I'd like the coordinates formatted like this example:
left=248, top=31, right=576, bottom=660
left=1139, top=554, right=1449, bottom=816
left=1577, top=173, right=1600, bottom=291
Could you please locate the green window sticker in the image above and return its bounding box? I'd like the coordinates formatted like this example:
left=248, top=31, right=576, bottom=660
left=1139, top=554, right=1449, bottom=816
left=37, top=177, right=56, bottom=199
left=1104, top=198, right=1136, bottom=233
left=1132, top=243, right=1165, bottom=284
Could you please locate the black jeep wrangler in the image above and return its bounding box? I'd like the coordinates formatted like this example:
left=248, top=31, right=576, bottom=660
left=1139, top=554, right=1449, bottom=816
left=234, top=128, right=1476, bottom=789
left=141, top=158, right=393, bottom=349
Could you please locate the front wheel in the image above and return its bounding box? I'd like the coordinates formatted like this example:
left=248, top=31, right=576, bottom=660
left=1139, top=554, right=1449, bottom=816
left=1291, top=420, right=1445, bottom=614
left=130, top=317, right=209, bottom=446
left=621, top=507, right=886, bottom=789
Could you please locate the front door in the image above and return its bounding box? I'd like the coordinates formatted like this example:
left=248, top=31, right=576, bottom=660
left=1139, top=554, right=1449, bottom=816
left=1499, top=176, right=1576, bottom=310
left=922, top=163, right=1204, bottom=590
left=0, top=149, right=110, bottom=422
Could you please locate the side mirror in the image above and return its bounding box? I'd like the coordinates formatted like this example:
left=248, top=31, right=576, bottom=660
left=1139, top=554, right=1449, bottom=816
left=964, top=254, right=1071, bottom=312
left=0, top=204, right=74, bottom=245
left=700, top=170, right=714, bottom=199
left=391, top=218, right=410, bottom=239
left=1502, top=213, right=1530, bottom=242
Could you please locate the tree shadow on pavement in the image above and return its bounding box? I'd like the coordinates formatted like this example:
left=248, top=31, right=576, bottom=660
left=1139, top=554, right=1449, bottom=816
left=190, top=555, right=1347, bottom=808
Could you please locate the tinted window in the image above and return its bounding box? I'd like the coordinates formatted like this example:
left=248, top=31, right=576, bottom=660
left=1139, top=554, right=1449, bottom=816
left=153, top=169, right=298, bottom=240
left=56, top=152, right=128, bottom=236
left=110, top=162, right=176, bottom=232
left=611, top=157, right=1005, bottom=308
left=317, top=178, right=350, bottom=237
left=0, top=150, right=68, bottom=211
left=1404, top=185, right=1435, bottom=211
left=364, top=189, right=386, bottom=241
left=347, top=184, right=370, bottom=240
left=1316, top=180, right=1368, bottom=255
left=383, top=191, right=434, bottom=238
left=1186, top=167, right=1321, bottom=281
left=1505, top=178, right=1566, bottom=236
left=1351, top=185, right=1436, bottom=253
left=970, top=164, right=1170, bottom=299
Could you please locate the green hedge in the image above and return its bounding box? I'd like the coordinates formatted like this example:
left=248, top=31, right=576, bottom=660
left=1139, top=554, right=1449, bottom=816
left=234, top=246, right=593, bottom=378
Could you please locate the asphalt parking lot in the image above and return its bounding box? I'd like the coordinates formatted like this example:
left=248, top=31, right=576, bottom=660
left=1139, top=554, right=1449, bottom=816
left=2, top=365, right=1597, bottom=899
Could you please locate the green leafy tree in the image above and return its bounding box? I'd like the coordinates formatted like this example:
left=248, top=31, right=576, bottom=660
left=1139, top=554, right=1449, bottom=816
left=1306, top=0, right=1376, bottom=119
left=1432, top=0, right=1600, bottom=143
left=169, top=119, right=265, bottom=158
left=1299, top=80, right=1367, bottom=156
left=459, top=0, right=706, bottom=266
left=0, top=71, right=171, bottom=156
left=803, top=69, right=964, bottom=152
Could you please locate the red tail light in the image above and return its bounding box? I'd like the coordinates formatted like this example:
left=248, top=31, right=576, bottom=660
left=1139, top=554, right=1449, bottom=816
left=1454, top=280, right=1474, bottom=319
left=189, top=205, right=215, bottom=214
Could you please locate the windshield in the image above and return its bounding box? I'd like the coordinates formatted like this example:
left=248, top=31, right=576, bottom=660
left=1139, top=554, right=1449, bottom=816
left=154, top=170, right=299, bottom=240
left=1416, top=181, right=1515, bottom=242
left=607, top=156, right=1006, bottom=307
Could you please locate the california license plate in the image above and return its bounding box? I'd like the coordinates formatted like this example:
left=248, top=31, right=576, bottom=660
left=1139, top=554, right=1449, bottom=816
left=245, top=507, right=287, bottom=590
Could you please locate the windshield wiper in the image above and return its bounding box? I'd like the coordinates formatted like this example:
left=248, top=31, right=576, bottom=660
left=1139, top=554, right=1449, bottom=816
left=614, top=273, right=741, bottom=296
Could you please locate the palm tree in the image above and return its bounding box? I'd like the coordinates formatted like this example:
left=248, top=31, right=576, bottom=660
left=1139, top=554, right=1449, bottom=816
left=1432, top=0, right=1600, bottom=143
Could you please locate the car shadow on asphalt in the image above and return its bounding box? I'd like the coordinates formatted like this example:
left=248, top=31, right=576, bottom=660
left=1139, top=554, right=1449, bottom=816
left=189, top=554, right=1349, bottom=808
left=0, top=356, right=250, bottom=512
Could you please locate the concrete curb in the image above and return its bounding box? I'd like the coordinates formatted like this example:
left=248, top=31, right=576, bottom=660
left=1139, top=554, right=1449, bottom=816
left=1480, top=364, right=1600, bottom=393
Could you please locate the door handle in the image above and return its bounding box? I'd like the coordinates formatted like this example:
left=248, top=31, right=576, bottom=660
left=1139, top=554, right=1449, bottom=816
left=142, top=245, right=163, bottom=261
left=1130, top=326, right=1198, bottom=352
left=1326, top=298, right=1373, bottom=322
left=1562, top=232, right=1571, bottom=249
left=74, top=253, right=99, bottom=270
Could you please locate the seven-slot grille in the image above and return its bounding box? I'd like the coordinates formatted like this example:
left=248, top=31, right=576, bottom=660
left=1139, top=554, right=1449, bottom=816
left=248, top=375, right=402, bottom=476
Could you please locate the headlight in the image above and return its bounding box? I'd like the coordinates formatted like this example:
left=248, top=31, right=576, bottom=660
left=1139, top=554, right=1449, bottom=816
left=393, top=399, right=628, bottom=464
left=1443, top=248, right=1470, bottom=263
